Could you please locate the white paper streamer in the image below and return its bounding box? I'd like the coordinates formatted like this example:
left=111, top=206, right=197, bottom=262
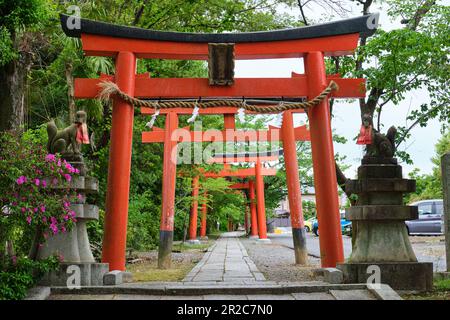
left=146, top=108, right=160, bottom=128
left=187, top=105, right=200, bottom=123
left=237, top=108, right=245, bottom=123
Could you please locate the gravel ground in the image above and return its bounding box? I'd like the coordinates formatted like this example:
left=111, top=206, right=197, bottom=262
left=240, top=237, right=322, bottom=282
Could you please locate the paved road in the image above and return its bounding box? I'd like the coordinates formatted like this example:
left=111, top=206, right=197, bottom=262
left=269, top=231, right=447, bottom=272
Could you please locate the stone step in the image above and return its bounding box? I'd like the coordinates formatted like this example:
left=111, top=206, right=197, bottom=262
left=49, top=282, right=398, bottom=299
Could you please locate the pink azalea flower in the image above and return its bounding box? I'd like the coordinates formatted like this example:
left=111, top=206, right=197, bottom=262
left=64, top=174, right=72, bottom=182
left=16, top=176, right=27, bottom=185
left=45, top=154, right=56, bottom=162
left=26, top=216, right=32, bottom=224
left=34, top=178, right=40, bottom=186
left=41, top=180, right=47, bottom=187
left=40, top=205, right=46, bottom=213
left=21, top=207, right=26, bottom=213
left=61, top=226, right=66, bottom=233
left=50, top=224, right=58, bottom=234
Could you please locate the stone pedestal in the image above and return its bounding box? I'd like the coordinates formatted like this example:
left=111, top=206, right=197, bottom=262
left=337, top=159, right=433, bottom=291
left=38, top=161, right=108, bottom=286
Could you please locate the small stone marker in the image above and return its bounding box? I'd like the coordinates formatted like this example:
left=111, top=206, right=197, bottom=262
left=103, top=270, right=133, bottom=285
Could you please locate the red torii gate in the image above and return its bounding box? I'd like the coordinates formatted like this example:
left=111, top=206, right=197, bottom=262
left=205, top=150, right=284, bottom=241
left=61, top=13, right=377, bottom=271
left=191, top=163, right=278, bottom=243
left=228, top=182, right=250, bottom=233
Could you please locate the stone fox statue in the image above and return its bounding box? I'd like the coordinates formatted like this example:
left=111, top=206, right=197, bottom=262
left=357, top=113, right=397, bottom=159
left=47, top=110, right=90, bottom=155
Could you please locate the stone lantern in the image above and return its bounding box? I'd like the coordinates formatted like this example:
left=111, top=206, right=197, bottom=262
left=337, top=123, right=433, bottom=292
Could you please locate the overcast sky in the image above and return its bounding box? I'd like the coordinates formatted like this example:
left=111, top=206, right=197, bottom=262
left=234, top=1, right=447, bottom=178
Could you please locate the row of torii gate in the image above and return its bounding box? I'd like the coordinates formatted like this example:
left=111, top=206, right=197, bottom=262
left=60, top=12, right=378, bottom=271
left=185, top=149, right=287, bottom=244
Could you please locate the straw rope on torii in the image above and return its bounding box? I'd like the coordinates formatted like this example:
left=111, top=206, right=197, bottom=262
left=97, top=80, right=339, bottom=114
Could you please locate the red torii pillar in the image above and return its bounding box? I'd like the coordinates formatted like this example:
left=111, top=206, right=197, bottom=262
left=101, top=52, right=136, bottom=271
left=158, top=112, right=179, bottom=268
left=200, top=191, right=208, bottom=239
left=188, top=176, right=200, bottom=243
left=248, top=179, right=259, bottom=238
left=305, top=52, right=344, bottom=267
left=282, top=111, right=308, bottom=264
left=255, top=158, right=269, bottom=241
left=244, top=192, right=249, bottom=234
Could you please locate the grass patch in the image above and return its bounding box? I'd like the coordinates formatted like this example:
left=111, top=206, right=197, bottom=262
left=207, top=232, right=222, bottom=241
left=172, top=241, right=211, bottom=252
left=126, top=239, right=215, bottom=282
left=435, top=278, right=450, bottom=291
left=402, top=278, right=450, bottom=300
left=126, top=260, right=196, bottom=282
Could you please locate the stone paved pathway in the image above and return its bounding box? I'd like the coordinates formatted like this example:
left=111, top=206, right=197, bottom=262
left=183, top=232, right=266, bottom=283
left=45, top=232, right=389, bottom=300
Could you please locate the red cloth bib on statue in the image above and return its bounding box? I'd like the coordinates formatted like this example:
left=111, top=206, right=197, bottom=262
left=76, top=123, right=90, bottom=144
left=357, top=124, right=372, bottom=145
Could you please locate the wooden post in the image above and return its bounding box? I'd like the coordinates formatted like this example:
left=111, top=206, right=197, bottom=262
left=441, top=153, right=450, bottom=271
left=305, top=52, right=344, bottom=267
left=200, top=191, right=208, bottom=239
left=102, top=51, right=136, bottom=271
left=244, top=194, right=249, bottom=234
left=158, top=112, right=179, bottom=269
left=188, top=176, right=200, bottom=241
left=282, top=111, right=308, bottom=264
left=255, top=159, right=268, bottom=240
left=249, top=179, right=259, bottom=238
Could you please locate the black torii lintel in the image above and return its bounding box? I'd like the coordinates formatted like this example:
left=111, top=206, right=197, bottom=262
left=60, top=13, right=379, bottom=43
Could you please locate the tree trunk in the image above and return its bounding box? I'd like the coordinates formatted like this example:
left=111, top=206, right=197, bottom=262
left=28, top=226, right=42, bottom=261
left=65, top=62, right=76, bottom=122
left=0, top=35, right=33, bottom=133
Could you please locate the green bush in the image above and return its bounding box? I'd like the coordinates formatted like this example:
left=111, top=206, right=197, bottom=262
left=0, top=256, right=59, bottom=300
left=0, top=128, right=79, bottom=259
